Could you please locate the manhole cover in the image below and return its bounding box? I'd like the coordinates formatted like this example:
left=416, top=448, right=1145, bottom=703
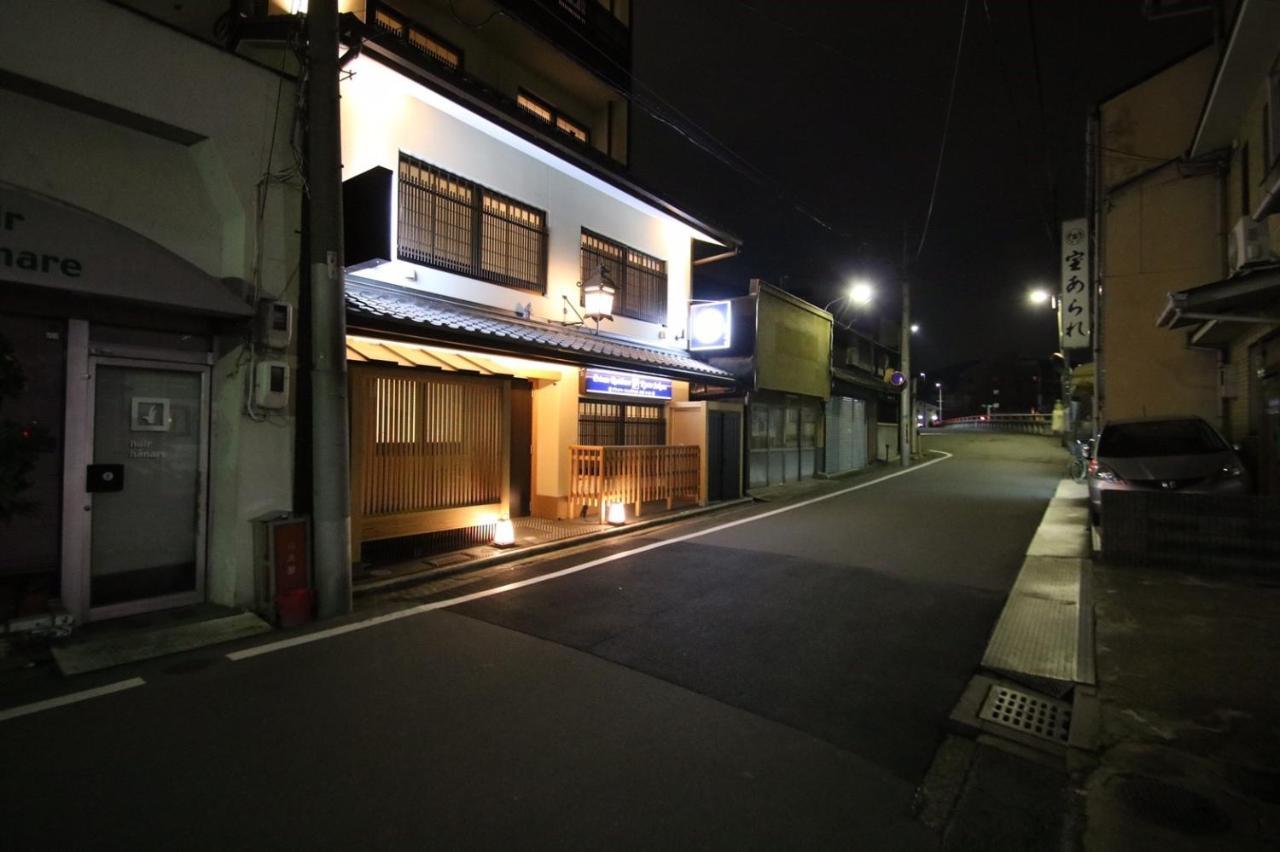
left=980, top=684, right=1072, bottom=744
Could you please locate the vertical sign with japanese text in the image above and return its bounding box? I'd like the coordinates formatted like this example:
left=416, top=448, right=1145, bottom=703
left=1060, top=218, right=1090, bottom=350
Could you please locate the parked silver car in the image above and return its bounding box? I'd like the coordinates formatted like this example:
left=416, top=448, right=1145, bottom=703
left=1088, top=416, right=1250, bottom=523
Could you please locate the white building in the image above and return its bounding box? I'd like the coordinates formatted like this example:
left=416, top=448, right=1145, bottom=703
left=0, top=0, right=301, bottom=623
left=333, top=2, right=742, bottom=561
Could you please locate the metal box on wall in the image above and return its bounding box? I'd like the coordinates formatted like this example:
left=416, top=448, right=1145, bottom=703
left=253, top=513, right=312, bottom=624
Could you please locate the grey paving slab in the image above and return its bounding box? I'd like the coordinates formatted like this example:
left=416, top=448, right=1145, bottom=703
left=50, top=611, right=271, bottom=675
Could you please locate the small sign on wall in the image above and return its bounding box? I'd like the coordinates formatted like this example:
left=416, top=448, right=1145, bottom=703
left=131, top=398, right=170, bottom=432
left=582, top=369, right=673, bottom=400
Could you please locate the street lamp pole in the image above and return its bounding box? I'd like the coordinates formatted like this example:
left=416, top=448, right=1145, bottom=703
left=936, top=382, right=943, bottom=421
left=899, top=275, right=911, bottom=467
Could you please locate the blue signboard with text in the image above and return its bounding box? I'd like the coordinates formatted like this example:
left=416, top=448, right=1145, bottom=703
left=583, top=369, right=673, bottom=400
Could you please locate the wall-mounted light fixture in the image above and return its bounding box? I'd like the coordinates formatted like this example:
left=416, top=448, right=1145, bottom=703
left=562, top=265, right=615, bottom=334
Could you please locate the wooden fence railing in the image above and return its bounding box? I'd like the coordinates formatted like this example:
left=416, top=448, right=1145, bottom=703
left=569, top=444, right=701, bottom=522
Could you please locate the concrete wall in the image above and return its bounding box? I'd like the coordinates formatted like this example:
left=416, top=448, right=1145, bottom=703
left=0, top=0, right=301, bottom=610
left=1099, top=48, right=1222, bottom=425
left=340, top=54, right=696, bottom=345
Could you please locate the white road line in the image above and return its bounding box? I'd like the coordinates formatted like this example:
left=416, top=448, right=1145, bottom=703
left=0, top=677, right=146, bottom=723
left=228, top=451, right=954, bottom=662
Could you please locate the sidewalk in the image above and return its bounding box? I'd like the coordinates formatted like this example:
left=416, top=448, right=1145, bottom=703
left=931, top=474, right=1280, bottom=850
left=1080, top=557, right=1280, bottom=849
left=354, top=459, right=913, bottom=598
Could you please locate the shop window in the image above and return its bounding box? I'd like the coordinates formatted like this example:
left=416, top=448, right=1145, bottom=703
left=580, top=229, right=667, bottom=323
left=578, top=399, right=665, bottom=445
left=397, top=153, right=546, bottom=293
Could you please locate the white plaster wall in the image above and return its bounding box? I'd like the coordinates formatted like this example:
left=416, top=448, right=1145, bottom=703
left=1, top=0, right=301, bottom=611
left=341, top=55, right=694, bottom=345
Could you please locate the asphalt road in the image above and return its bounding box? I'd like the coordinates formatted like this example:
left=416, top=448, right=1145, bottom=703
left=0, top=433, right=1064, bottom=850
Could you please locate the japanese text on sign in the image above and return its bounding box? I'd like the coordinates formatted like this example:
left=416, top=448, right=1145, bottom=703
left=1060, top=219, right=1090, bottom=350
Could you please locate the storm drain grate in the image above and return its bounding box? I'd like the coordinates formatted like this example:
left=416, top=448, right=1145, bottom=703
left=980, top=685, right=1072, bottom=744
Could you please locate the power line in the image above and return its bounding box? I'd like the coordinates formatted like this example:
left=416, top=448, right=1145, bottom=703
left=522, top=0, right=850, bottom=238
left=980, top=0, right=1055, bottom=250
left=915, top=0, right=970, bottom=262
left=1024, top=0, right=1059, bottom=227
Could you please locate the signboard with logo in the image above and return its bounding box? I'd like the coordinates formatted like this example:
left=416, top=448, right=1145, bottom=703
left=582, top=369, right=673, bottom=400
left=1060, top=218, right=1090, bottom=350
left=688, top=300, right=732, bottom=351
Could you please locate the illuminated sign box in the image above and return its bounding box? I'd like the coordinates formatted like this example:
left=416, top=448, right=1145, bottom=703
left=583, top=369, right=672, bottom=400
left=688, top=300, right=732, bottom=351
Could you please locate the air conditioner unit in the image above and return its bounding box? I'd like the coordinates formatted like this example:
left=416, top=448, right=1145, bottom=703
left=1227, top=216, right=1272, bottom=272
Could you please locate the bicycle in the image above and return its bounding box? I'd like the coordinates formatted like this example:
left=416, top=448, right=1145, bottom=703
left=1068, top=438, right=1093, bottom=482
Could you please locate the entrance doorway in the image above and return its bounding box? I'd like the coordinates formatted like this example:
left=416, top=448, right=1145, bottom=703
left=67, top=354, right=210, bottom=620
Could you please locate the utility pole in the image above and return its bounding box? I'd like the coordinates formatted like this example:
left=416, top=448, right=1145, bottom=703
left=305, top=0, right=352, bottom=617
left=899, top=275, right=911, bottom=467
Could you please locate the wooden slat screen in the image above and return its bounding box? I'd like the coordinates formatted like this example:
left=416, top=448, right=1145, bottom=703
left=569, top=444, right=700, bottom=521
left=354, top=369, right=504, bottom=519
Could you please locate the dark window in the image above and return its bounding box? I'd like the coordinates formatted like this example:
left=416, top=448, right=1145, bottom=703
left=1098, top=419, right=1228, bottom=458
left=398, top=153, right=546, bottom=293
left=578, top=399, right=665, bottom=445
left=580, top=229, right=667, bottom=323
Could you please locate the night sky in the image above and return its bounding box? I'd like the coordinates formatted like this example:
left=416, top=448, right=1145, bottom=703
left=628, top=0, right=1212, bottom=369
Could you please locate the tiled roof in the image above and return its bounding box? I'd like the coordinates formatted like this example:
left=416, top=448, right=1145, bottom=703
left=345, top=281, right=736, bottom=384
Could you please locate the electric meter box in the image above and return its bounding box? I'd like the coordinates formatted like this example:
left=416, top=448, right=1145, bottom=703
left=254, top=359, right=290, bottom=410
left=257, top=300, right=294, bottom=349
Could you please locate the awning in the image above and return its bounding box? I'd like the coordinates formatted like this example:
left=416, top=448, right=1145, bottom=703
left=1156, top=264, right=1280, bottom=348
left=345, top=278, right=737, bottom=385
left=346, top=335, right=562, bottom=381
left=1, top=182, right=251, bottom=318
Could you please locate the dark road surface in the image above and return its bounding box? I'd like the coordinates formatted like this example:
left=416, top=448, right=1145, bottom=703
left=0, top=433, right=1064, bottom=850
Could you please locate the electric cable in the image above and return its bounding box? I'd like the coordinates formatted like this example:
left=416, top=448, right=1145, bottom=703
left=915, top=0, right=970, bottom=261
left=980, top=0, right=1056, bottom=250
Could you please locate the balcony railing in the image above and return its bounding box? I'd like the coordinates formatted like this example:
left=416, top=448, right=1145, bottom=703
left=569, top=444, right=700, bottom=522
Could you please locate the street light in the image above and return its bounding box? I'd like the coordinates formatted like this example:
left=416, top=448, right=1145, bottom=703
left=936, top=382, right=943, bottom=421
left=910, top=323, right=920, bottom=334
left=823, top=279, right=876, bottom=312
left=1027, top=287, right=1056, bottom=309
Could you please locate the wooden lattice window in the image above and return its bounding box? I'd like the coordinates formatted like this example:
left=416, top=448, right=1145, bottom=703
left=374, top=5, right=462, bottom=70
left=398, top=153, right=546, bottom=292
left=580, top=229, right=667, bottom=323
left=578, top=399, right=666, bottom=446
